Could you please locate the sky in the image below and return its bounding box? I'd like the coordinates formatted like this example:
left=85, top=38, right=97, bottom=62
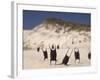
left=23, top=10, right=91, bottom=30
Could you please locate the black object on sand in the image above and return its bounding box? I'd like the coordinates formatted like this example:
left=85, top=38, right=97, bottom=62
left=88, top=52, right=91, bottom=60
left=61, top=48, right=73, bottom=65
left=49, top=45, right=57, bottom=65
left=74, top=48, right=80, bottom=63
left=42, top=49, right=48, bottom=60
left=37, top=47, right=40, bottom=52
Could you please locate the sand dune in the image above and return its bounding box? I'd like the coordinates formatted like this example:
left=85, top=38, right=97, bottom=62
left=23, top=24, right=91, bottom=69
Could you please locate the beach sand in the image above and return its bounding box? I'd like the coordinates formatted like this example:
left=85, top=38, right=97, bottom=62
left=23, top=26, right=91, bottom=69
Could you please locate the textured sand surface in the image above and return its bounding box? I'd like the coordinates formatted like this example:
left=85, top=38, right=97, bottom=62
left=23, top=26, right=91, bottom=69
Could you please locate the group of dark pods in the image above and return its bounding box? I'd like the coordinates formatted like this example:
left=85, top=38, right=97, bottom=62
left=37, top=44, right=91, bottom=65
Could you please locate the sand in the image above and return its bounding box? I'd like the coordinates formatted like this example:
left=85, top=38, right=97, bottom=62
left=23, top=47, right=90, bottom=69
left=23, top=25, right=91, bottom=69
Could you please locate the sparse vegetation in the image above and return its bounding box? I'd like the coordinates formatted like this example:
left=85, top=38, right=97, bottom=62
left=44, top=17, right=90, bottom=32
left=23, top=41, right=33, bottom=50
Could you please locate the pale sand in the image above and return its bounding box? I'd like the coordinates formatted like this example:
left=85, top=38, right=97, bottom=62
left=23, top=48, right=90, bottom=69
left=23, top=26, right=91, bottom=69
